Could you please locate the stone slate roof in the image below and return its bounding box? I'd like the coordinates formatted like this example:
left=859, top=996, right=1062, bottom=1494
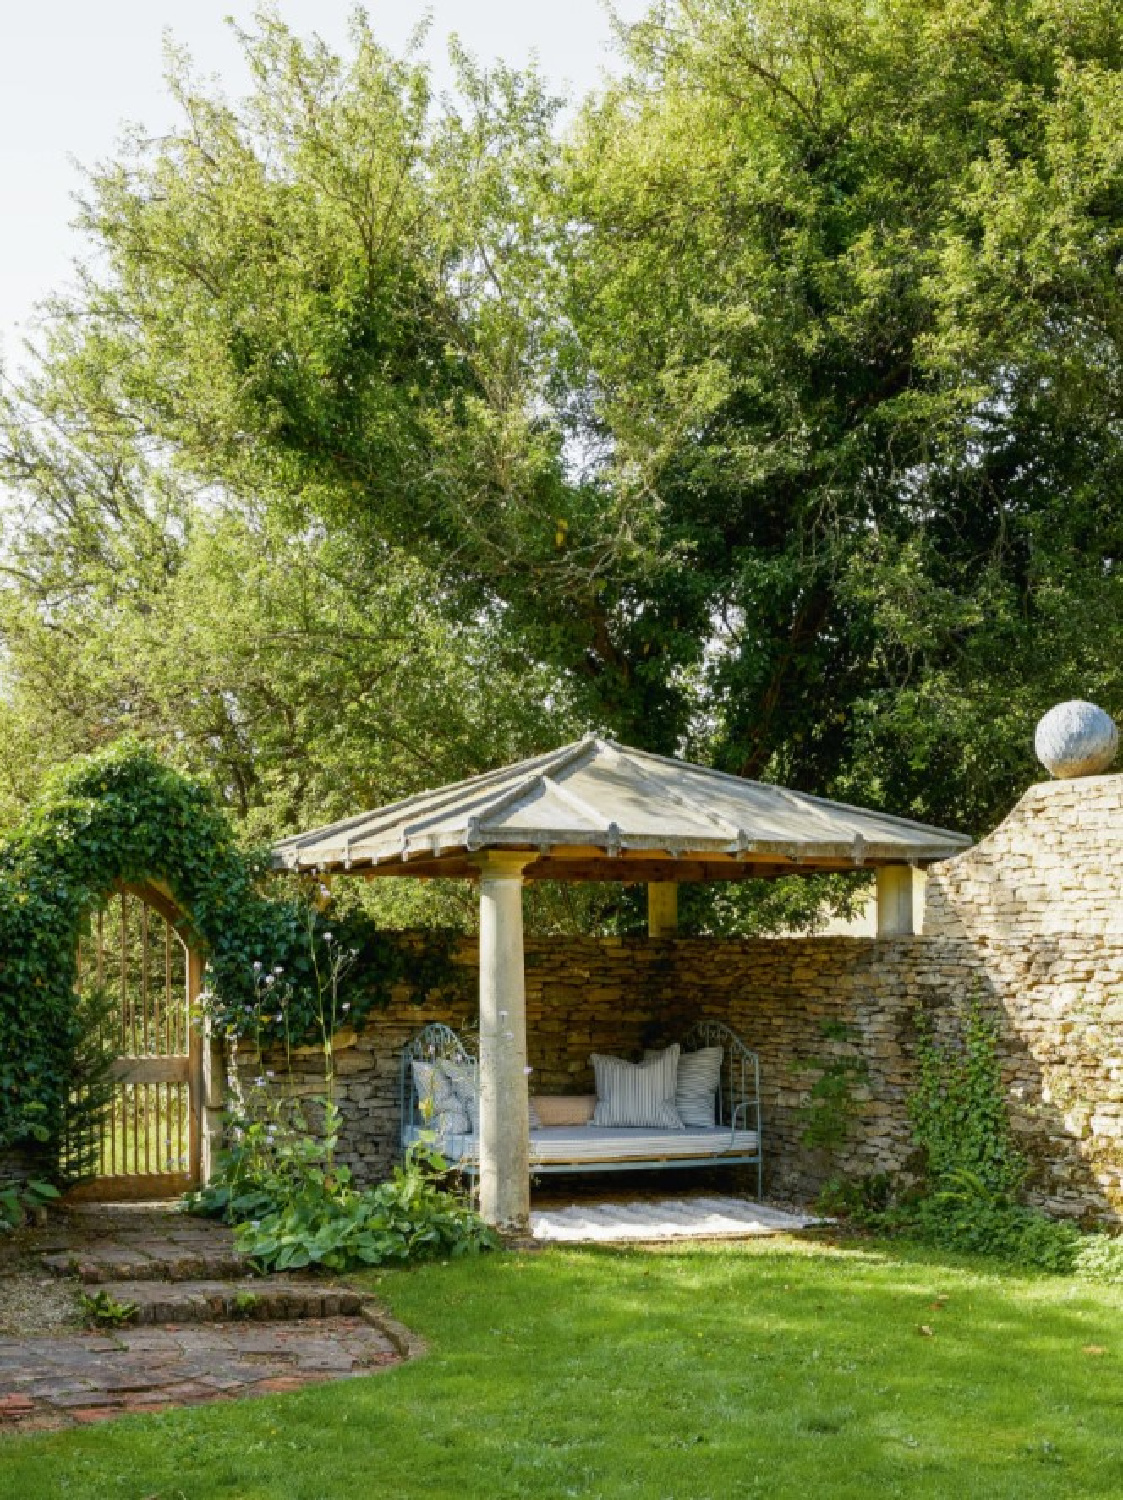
left=272, top=736, right=970, bottom=883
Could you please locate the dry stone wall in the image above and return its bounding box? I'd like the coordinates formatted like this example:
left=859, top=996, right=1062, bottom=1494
left=922, top=774, right=1123, bottom=1224
left=236, top=773, right=1123, bottom=1223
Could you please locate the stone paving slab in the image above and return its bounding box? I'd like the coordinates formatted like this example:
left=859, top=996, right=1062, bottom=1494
left=531, top=1194, right=823, bottom=1243
left=0, top=1318, right=400, bottom=1430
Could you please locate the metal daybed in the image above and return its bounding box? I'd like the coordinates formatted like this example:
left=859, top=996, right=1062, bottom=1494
left=400, top=1019, right=762, bottom=1196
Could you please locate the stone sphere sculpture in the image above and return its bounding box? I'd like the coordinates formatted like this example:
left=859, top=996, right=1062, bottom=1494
left=1034, top=700, right=1119, bottom=779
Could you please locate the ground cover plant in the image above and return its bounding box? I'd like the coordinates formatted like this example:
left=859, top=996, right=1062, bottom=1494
left=2, top=1236, right=1123, bottom=1498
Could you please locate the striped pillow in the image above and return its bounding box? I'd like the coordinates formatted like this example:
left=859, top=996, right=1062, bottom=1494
left=647, top=1046, right=723, bottom=1128
left=591, top=1046, right=685, bottom=1130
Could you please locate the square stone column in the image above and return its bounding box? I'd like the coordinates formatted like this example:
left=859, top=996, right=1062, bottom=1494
left=475, top=852, right=532, bottom=1231
left=877, top=865, right=915, bottom=936
left=647, top=882, right=679, bottom=937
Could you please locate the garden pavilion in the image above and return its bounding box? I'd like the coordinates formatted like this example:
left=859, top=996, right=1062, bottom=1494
left=273, top=735, right=970, bottom=1229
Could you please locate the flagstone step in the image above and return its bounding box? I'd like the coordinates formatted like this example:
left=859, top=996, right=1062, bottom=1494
left=87, top=1279, right=367, bottom=1326
left=41, top=1243, right=248, bottom=1284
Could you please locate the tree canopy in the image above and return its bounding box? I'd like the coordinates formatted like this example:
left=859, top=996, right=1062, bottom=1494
left=2, top=0, right=1122, bottom=929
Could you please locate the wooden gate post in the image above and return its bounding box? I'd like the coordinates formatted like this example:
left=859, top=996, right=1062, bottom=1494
left=187, top=947, right=223, bottom=1187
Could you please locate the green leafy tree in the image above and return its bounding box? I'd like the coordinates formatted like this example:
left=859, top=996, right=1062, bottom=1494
left=559, top=0, right=1123, bottom=824
left=3, top=0, right=1123, bottom=938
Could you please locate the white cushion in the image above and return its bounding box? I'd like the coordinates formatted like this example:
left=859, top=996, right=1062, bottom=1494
left=590, top=1046, right=684, bottom=1130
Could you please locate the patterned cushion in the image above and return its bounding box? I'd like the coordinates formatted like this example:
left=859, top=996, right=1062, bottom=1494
left=646, top=1045, right=723, bottom=1128
left=411, top=1060, right=460, bottom=1125
left=590, top=1046, right=684, bottom=1130
left=440, top=1059, right=481, bottom=1133
left=440, top=1058, right=542, bottom=1132
left=433, top=1105, right=471, bottom=1137
left=533, top=1094, right=596, bottom=1127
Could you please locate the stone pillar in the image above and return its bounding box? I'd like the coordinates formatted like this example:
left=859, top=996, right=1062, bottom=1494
left=647, top=882, right=679, bottom=937
left=877, top=865, right=915, bottom=936
left=186, top=947, right=224, bottom=1186
left=475, top=852, right=532, bottom=1231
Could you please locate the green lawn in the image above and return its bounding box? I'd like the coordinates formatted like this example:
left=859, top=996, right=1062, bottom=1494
left=4, top=1235, right=1123, bottom=1498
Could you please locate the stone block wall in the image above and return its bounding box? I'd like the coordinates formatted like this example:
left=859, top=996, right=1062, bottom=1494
left=236, top=773, right=1123, bottom=1224
left=921, top=774, right=1123, bottom=1222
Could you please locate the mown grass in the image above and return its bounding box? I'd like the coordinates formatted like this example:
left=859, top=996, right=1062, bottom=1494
left=3, top=1234, right=1123, bottom=1498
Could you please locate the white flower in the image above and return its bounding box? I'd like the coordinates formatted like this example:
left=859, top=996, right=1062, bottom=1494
left=323, top=930, right=334, bottom=944
left=253, top=961, right=262, bottom=972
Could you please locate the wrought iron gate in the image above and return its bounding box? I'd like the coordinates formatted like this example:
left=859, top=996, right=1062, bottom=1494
left=71, top=885, right=204, bottom=1200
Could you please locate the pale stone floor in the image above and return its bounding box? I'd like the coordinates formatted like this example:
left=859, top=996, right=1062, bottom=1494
left=530, top=1194, right=821, bottom=1243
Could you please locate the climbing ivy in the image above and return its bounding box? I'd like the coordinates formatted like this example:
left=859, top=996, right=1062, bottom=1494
left=909, top=996, right=1027, bottom=1200
left=0, top=741, right=459, bottom=1171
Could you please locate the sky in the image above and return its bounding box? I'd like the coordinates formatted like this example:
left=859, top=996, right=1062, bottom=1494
left=0, top=1, right=645, bottom=368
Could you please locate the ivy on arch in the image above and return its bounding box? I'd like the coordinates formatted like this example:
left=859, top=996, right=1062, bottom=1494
left=0, top=740, right=457, bottom=1167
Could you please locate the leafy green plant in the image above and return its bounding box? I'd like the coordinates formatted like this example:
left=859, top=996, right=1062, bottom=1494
left=815, top=1172, right=893, bottom=1222
left=77, top=1290, right=138, bottom=1328
left=59, top=983, right=120, bottom=1187
left=191, top=931, right=494, bottom=1275
left=836, top=1000, right=1123, bottom=1280
left=234, top=1141, right=498, bottom=1274
left=0, top=1177, right=61, bottom=1232
left=796, top=1023, right=869, bottom=1154
left=909, top=997, right=1026, bottom=1199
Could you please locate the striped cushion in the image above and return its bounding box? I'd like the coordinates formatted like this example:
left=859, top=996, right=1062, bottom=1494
left=591, top=1046, right=684, bottom=1130
left=433, top=1105, right=470, bottom=1137
left=646, top=1046, right=723, bottom=1128
left=404, top=1125, right=760, bottom=1165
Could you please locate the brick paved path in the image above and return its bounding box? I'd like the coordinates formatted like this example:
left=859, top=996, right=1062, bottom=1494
left=0, top=1317, right=398, bottom=1428
left=0, top=1204, right=415, bottom=1431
